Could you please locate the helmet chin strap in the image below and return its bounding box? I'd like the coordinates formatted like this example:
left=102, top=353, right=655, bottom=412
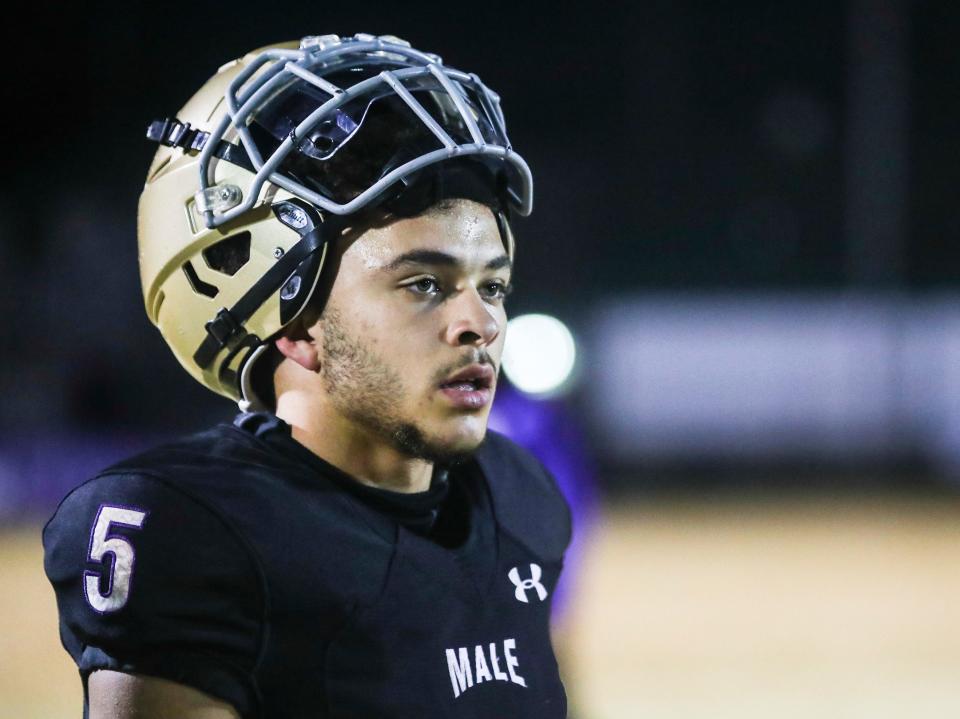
left=238, top=343, right=271, bottom=412
left=194, top=198, right=344, bottom=403
left=192, top=222, right=329, bottom=371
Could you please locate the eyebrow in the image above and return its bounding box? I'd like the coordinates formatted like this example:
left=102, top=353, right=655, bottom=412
left=383, top=249, right=512, bottom=273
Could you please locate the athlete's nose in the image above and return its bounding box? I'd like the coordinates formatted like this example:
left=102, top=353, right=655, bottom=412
left=444, top=286, right=501, bottom=347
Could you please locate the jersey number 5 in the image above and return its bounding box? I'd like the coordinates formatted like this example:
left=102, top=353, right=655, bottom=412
left=83, top=504, right=148, bottom=614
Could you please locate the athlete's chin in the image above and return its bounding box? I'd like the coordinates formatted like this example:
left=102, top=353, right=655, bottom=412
left=440, top=422, right=488, bottom=454
left=413, top=416, right=489, bottom=464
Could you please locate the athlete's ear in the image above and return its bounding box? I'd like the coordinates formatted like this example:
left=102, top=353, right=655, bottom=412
left=274, top=334, right=321, bottom=372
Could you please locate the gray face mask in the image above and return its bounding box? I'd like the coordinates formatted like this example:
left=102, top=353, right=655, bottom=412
left=190, top=35, right=532, bottom=229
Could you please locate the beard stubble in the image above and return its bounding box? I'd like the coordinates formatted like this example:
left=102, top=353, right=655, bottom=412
left=318, top=306, right=482, bottom=465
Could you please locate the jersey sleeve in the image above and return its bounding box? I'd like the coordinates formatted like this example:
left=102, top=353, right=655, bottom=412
left=42, top=471, right=264, bottom=717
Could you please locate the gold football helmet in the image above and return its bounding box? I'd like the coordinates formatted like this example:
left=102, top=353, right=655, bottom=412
left=137, top=33, right=531, bottom=409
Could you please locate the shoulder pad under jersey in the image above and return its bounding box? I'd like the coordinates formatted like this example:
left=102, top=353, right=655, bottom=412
left=474, top=430, right=572, bottom=563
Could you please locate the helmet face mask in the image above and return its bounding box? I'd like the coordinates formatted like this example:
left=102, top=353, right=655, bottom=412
left=250, top=74, right=518, bottom=207
left=138, top=33, right=531, bottom=410
left=198, top=35, right=532, bottom=224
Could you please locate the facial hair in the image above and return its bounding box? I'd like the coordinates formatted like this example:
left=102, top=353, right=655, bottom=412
left=318, top=305, right=485, bottom=465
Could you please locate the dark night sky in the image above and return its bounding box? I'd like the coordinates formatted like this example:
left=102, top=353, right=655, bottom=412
left=8, top=3, right=960, bottom=289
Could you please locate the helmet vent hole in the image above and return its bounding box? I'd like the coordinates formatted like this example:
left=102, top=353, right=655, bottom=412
left=202, top=231, right=251, bottom=276
left=182, top=261, right=219, bottom=298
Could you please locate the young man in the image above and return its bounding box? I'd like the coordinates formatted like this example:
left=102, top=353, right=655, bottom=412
left=43, top=34, right=571, bottom=718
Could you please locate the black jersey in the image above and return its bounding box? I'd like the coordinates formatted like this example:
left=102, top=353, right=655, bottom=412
left=43, top=412, right=571, bottom=718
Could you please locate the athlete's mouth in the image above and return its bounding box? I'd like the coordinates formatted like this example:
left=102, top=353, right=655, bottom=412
left=439, top=364, right=495, bottom=392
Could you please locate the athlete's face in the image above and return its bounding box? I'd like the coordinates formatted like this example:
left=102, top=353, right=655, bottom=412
left=309, top=199, right=511, bottom=463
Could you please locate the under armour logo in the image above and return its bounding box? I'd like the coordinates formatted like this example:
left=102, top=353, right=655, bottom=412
left=508, top=563, right=548, bottom=603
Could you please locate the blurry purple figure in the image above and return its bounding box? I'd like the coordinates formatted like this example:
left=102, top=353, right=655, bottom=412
left=488, top=382, right=600, bottom=623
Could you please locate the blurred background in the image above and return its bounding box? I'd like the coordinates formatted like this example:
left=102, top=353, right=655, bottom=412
left=3, top=1, right=960, bottom=716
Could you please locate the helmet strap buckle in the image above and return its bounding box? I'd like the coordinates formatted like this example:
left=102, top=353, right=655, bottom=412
left=205, top=308, right=244, bottom=346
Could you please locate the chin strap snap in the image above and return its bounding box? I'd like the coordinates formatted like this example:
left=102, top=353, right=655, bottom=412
left=147, top=117, right=255, bottom=173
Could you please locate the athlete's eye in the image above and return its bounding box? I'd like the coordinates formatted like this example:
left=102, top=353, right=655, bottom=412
left=480, top=280, right=512, bottom=301
left=406, top=277, right=441, bottom=296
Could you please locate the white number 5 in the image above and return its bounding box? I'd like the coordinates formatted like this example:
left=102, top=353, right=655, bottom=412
left=83, top=505, right=148, bottom=613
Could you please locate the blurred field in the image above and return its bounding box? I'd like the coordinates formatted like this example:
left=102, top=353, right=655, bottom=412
left=0, top=527, right=80, bottom=719
left=565, top=494, right=960, bottom=718
left=4, top=493, right=960, bottom=718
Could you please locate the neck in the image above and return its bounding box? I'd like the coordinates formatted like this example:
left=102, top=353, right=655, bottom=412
left=274, top=388, right=434, bottom=494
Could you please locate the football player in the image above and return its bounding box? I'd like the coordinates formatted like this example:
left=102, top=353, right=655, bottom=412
left=43, top=33, right=571, bottom=718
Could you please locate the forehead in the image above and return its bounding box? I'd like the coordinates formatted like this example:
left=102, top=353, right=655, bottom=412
left=344, top=199, right=506, bottom=271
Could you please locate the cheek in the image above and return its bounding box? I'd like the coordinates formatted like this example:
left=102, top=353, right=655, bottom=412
left=491, top=309, right=508, bottom=353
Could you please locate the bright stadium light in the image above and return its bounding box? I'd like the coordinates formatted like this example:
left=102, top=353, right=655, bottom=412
left=501, top=313, right=577, bottom=396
